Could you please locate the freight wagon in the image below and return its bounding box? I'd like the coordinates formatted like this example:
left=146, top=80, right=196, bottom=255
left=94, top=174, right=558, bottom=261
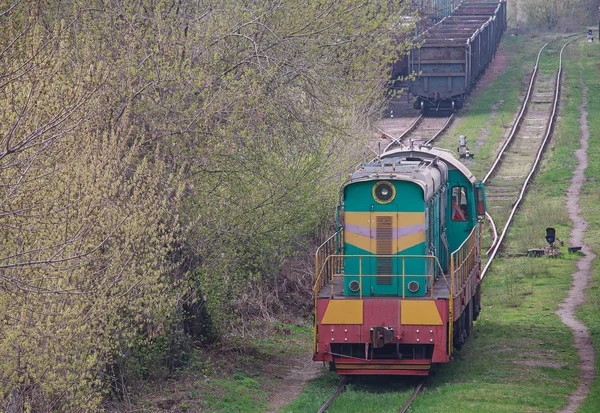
left=409, top=0, right=507, bottom=113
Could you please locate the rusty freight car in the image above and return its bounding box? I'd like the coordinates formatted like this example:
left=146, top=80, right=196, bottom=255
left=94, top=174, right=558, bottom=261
left=409, top=0, right=507, bottom=113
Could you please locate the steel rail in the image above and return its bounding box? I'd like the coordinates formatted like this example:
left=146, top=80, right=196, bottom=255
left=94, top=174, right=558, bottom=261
left=483, top=33, right=586, bottom=254
left=482, top=41, right=548, bottom=255
left=399, top=381, right=425, bottom=413
left=383, top=115, right=423, bottom=152
left=481, top=41, right=550, bottom=184
left=425, top=113, right=455, bottom=145
left=317, top=376, right=348, bottom=413
left=484, top=211, right=498, bottom=255
left=481, top=37, right=580, bottom=279
left=382, top=113, right=454, bottom=153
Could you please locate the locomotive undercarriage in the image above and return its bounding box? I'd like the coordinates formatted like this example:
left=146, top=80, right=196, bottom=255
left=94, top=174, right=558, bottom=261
left=329, top=343, right=434, bottom=363
left=453, top=285, right=481, bottom=350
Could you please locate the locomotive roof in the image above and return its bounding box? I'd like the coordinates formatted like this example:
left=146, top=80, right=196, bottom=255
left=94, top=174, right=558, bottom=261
left=381, top=146, right=476, bottom=184
left=346, top=146, right=476, bottom=199
left=348, top=150, right=450, bottom=200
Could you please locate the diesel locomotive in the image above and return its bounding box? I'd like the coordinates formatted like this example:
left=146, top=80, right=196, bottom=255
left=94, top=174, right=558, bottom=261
left=313, top=145, right=486, bottom=375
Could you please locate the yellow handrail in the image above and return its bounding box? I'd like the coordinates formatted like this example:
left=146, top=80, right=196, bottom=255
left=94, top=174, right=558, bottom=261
left=313, top=252, right=445, bottom=355
left=313, top=226, right=481, bottom=357
left=314, top=254, right=446, bottom=298
left=447, top=225, right=480, bottom=355
left=450, top=226, right=479, bottom=295
left=314, top=229, right=344, bottom=355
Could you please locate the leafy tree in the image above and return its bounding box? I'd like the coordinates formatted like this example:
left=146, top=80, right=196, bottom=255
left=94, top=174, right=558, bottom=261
left=0, top=0, right=415, bottom=409
left=1, top=1, right=184, bottom=410
left=521, top=0, right=598, bottom=30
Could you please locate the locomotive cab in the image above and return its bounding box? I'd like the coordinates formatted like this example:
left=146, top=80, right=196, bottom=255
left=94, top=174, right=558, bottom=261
left=342, top=157, right=447, bottom=298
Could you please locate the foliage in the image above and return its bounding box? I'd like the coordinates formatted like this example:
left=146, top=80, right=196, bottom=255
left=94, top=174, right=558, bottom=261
left=0, top=0, right=416, bottom=409
left=520, top=0, right=597, bottom=30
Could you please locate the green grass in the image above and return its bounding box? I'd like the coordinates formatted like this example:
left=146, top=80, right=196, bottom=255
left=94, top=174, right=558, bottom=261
left=195, top=377, right=268, bottom=412
left=570, top=38, right=600, bottom=413
left=108, top=321, right=313, bottom=412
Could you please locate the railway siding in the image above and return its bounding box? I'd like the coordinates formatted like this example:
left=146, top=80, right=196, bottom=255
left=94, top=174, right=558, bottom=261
left=484, top=69, right=559, bottom=232
left=283, top=33, right=591, bottom=413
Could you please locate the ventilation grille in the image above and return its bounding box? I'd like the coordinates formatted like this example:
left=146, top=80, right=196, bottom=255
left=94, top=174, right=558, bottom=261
left=376, top=216, right=393, bottom=285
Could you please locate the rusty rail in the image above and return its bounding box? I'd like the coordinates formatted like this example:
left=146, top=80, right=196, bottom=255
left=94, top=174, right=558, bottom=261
left=481, top=37, right=581, bottom=279
left=317, top=376, right=348, bottom=413
left=484, top=33, right=587, bottom=256
left=382, top=115, right=423, bottom=152
left=425, top=113, right=455, bottom=145
left=481, top=41, right=550, bottom=184
left=382, top=113, right=454, bottom=153
left=399, top=380, right=425, bottom=413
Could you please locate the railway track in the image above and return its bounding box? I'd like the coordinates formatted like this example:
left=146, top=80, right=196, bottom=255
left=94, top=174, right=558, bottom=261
left=317, top=378, right=425, bottom=413
left=319, top=36, right=581, bottom=413
left=316, top=377, right=348, bottom=413
left=481, top=36, right=581, bottom=275
left=375, top=113, right=454, bottom=154
left=399, top=381, right=425, bottom=413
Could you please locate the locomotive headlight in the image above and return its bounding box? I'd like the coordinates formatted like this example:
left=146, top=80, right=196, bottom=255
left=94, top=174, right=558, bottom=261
left=349, top=280, right=360, bottom=292
left=408, top=281, right=420, bottom=293
left=373, top=181, right=396, bottom=204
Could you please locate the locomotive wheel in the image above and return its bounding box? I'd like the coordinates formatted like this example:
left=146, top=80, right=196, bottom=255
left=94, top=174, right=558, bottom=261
left=473, top=286, right=481, bottom=321
left=455, top=332, right=465, bottom=351
left=420, top=100, right=427, bottom=115
left=454, top=312, right=466, bottom=351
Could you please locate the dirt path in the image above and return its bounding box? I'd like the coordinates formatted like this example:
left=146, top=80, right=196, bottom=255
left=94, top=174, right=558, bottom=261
left=556, top=73, right=596, bottom=413
left=265, top=354, right=323, bottom=412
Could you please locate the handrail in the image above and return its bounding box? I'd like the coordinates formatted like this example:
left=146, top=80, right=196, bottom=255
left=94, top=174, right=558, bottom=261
left=314, top=254, right=447, bottom=298
left=450, top=226, right=479, bottom=291
left=447, top=225, right=480, bottom=355
left=314, top=227, right=480, bottom=356
left=315, top=230, right=341, bottom=256
left=314, top=229, right=344, bottom=354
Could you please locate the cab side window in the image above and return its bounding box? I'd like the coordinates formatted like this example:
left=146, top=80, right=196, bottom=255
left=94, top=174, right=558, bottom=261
left=451, top=186, right=468, bottom=222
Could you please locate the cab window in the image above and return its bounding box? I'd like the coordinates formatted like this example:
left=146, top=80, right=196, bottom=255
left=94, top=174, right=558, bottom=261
left=451, top=186, right=468, bottom=222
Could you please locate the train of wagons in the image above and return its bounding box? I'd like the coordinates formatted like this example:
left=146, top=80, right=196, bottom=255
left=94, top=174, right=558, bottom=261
left=313, top=145, right=487, bottom=375
left=409, top=0, right=507, bottom=113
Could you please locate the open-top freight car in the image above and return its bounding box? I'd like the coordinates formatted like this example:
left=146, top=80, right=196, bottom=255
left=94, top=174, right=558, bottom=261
left=313, top=145, right=487, bottom=375
left=409, top=0, right=507, bottom=113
